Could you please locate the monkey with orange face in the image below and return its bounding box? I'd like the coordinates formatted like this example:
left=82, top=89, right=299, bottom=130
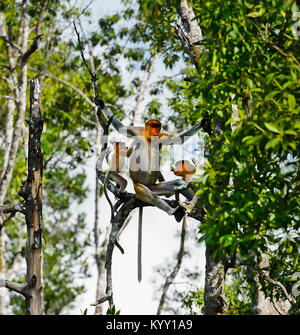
left=99, top=102, right=200, bottom=215
left=98, top=102, right=201, bottom=281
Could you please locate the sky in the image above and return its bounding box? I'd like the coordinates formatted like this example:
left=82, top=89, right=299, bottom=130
left=71, top=0, right=206, bottom=315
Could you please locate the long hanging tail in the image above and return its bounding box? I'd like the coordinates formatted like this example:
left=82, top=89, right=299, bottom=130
left=138, top=206, right=143, bottom=282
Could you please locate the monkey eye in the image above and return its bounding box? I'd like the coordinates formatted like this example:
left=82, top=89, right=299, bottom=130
left=151, top=124, right=161, bottom=128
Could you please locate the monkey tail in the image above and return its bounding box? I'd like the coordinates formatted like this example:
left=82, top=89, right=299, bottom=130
left=138, top=206, right=143, bottom=282
left=103, top=171, right=115, bottom=222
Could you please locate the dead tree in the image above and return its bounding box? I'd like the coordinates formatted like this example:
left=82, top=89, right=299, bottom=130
left=0, top=78, right=44, bottom=315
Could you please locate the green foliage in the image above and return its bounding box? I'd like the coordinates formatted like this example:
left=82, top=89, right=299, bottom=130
left=225, top=268, right=253, bottom=315
left=133, top=0, right=299, bottom=314
left=180, top=288, right=204, bottom=315
left=106, top=305, right=121, bottom=315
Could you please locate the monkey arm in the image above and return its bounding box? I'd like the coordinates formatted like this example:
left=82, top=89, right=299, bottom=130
left=176, top=120, right=203, bottom=143
left=99, top=99, right=139, bottom=137
left=159, top=121, right=203, bottom=146
left=176, top=121, right=202, bottom=142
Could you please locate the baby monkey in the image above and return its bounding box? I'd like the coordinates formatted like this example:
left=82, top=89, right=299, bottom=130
left=172, top=160, right=196, bottom=183
left=104, top=141, right=131, bottom=222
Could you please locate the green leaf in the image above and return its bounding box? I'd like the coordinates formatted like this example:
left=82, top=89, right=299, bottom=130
left=244, top=135, right=263, bottom=146
left=265, top=122, right=280, bottom=133
left=288, top=141, right=296, bottom=150
left=265, top=137, right=281, bottom=150
left=284, top=129, right=297, bottom=136
left=220, top=235, right=234, bottom=247
left=288, top=94, right=296, bottom=110
left=247, top=8, right=265, bottom=17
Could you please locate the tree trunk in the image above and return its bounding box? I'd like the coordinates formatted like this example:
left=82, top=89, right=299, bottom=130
left=252, top=254, right=278, bottom=315
left=175, top=0, right=227, bottom=315
left=19, top=78, right=44, bottom=315
left=0, top=8, right=29, bottom=314
left=203, top=245, right=227, bottom=314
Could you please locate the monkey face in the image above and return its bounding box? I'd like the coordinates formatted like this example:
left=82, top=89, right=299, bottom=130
left=145, top=119, right=161, bottom=139
left=173, top=160, right=196, bottom=177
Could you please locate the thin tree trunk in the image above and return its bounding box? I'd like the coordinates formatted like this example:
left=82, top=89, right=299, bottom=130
left=203, top=245, right=227, bottom=315
left=0, top=233, right=7, bottom=314
left=0, top=1, right=46, bottom=313
left=94, top=123, right=108, bottom=315
left=252, top=254, right=278, bottom=315
left=19, top=78, right=44, bottom=315
left=0, top=10, right=27, bottom=315
left=131, top=53, right=160, bottom=126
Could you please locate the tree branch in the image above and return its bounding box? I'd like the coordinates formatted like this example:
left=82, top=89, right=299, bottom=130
left=0, top=202, right=26, bottom=215
left=268, top=40, right=300, bottom=67
left=258, top=268, right=296, bottom=308
left=21, top=0, right=49, bottom=64
left=0, top=278, right=27, bottom=297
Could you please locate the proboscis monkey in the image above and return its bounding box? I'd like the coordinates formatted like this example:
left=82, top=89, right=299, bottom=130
left=99, top=100, right=201, bottom=281
left=104, top=141, right=131, bottom=223
left=172, top=160, right=196, bottom=183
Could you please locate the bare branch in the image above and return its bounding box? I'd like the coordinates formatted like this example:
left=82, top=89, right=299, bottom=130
left=0, top=202, right=26, bottom=215
left=258, top=269, right=296, bottom=308
left=0, top=35, right=22, bottom=53
left=0, top=278, right=27, bottom=297
left=0, top=95, right=18, bottom=101
left=175, top=0, right=205, bottom=70
left=46, top=72, right=95, bottom=108
left=21, top=0, right=49, bottom=64
left=91, top=292, right=112, bottom=306
left=35, top=0, right=49, bottom=36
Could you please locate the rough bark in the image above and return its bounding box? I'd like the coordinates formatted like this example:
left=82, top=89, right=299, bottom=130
left=176, top=0, right=204, bottom=70
left=0, top=2, right=45, bottom=312
left=204, top=245, right=227, bottom=314
left=252, top=255, right=280, bottom=315
left=19, top=78, right=44, bottom=315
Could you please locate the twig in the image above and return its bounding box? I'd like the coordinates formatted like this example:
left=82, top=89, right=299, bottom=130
left=0, top=212, right=16, bottom=231
left=0, top=202, right=26, bottom=215
left=91, top=292, right=112, bottom=306
left=0, top=35, right=22, bottom=53
left=268, top=40, right=300, bottom=67
left=29, top=67, right=96, bottom=108
left=258, top=268, right=296, bottom=308
left=22, top=0, right=49, bottom=64
left=257, top=23, right=300, bottom=67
